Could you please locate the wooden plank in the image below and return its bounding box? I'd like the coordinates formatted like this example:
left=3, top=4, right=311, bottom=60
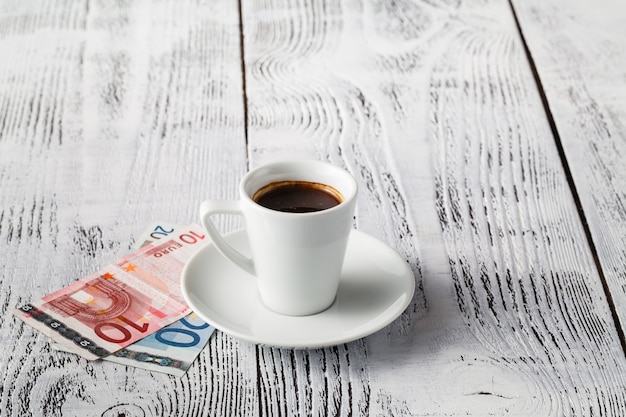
left=0, top=0, right=252, bottom=415
left=242, top=0, right=626, bottom=415
left=510, top=0, right=626, bottom=340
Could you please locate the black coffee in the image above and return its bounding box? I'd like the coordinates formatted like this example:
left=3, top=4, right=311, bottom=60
left=253, top=181, right=343, bottom=213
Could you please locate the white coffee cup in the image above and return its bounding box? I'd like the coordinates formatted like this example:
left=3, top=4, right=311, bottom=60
left=200, top=160, right=358, bottom=316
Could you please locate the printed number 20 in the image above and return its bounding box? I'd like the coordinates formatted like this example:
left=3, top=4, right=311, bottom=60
left=155, top=317, right=210, bottom=348
left=150, top=225, right=175, bottom=240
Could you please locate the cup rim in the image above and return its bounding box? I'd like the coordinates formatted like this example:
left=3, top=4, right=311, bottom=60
left=239, top=160, right=358, bottom=216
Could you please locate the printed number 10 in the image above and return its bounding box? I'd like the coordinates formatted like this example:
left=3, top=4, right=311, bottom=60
left=94, top=316, right=150, bottom=344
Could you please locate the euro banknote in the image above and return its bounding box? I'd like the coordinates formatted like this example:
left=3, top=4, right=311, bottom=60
left=14, top=223, right=209, bottom=361
left=54, top=222, right=216, bottom=376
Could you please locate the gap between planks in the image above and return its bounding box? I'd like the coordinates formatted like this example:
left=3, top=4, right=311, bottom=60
left=237, top=0, right=250, bottom=172
left=507, top=0, right=626, bottom=357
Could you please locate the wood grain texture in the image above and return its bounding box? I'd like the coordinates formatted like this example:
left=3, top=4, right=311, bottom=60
left=510, top=0, right=626, bottom=340
left=242, top=0, right=626, bottom=415
left=2, top=0, right=626, bottom=416
left=426, top=2, right=626, bottom=413
left=0, top=0, right=252, bottom=416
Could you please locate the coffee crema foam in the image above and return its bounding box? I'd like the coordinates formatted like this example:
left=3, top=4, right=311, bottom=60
left=253, top=181, right=343, bottom=213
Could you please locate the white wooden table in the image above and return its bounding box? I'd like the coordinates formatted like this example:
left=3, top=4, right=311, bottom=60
left=2, top=0, right=626, bottom=415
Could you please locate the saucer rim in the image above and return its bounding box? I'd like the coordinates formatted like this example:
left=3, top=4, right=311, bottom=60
left=181, top=228, right=415, bottom=349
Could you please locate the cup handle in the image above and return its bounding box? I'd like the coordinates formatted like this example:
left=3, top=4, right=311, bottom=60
left=199, top=200, right=256, bottom=277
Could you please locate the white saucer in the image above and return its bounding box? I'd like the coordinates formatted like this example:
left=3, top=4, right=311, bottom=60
left=181, top=229, right=415, bottom=349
